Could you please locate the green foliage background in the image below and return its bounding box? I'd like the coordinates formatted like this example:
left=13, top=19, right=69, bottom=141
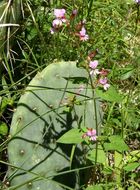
left=0, top=0, right=139, bottom=189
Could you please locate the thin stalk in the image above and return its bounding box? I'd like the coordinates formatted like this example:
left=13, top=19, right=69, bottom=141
left=70, top=145, right=76, bottom=169
left=17, top=37, right=40, bottom=69
left=2, top=53, right=15, bottom=86
left=88, top=71, right=99, bottom=164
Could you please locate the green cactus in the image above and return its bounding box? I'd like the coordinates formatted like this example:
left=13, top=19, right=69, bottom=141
left=7, top=61, right=103, bottom=190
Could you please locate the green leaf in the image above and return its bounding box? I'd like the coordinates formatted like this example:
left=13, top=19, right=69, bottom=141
left=123, top=162, right=140, bottom=172
left=86, top=185, right=103, bottom=190
left=96, top=86, right=123, bottom=102
left=27, top=27, right=38, bottom=41
left=2, top=75, right=11, bottom=98
left=87, top=145, right=106, bottom=164
left=114, top=151, right=122, bottom=168
left=104, top=135, right=129, bottom=152
left=0, top=97, right=13, bottom=115
left=57, top=128, right=83, bottom=144
left=125, top=150, right=140, bottom=163
left=103, top=166, right=114, bottom=175
left=0, top=122, right=8, bottom=136
left=120, top=69, right=134, bottom=80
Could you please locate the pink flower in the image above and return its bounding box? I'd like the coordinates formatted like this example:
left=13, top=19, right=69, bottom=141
left=52, top=19, right=63, bottom=28
left=99, top=77, right=110, bottom=90
left=82, top=128, right=97, bottom=141
left=79, top=27, right=89, bottom=41
left=50, top=8, right=66, bottom=34
left=89, top=60, right=98, bottom=69
left=89, top=60, right=100, bottom=76
left=103, top=83, right=110, bottom=90
left=87, top=128, right=96, bottom=136
left=54, top=9, right=66, bottom=22
left=90, top=69, right=100, bottom=76
left=99, top=77, right=108, bottom=85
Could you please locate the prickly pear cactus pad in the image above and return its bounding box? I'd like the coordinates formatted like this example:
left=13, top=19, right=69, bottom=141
left=8, top=61, right=103, bottom=190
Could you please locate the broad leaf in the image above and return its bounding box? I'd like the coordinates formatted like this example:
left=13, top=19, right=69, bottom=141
left=123, top=162, right=140, bottom=172
left=104, top=135, right=129, bottom=152
left=0, top=122, right=8, bottom=136
left=120, top=69, right=134, bottom=80
left=87, top=145, right=106, bottom=164
left=96, top=86, right=123, bottom=102
left=57, top=128, right=83, bottom=144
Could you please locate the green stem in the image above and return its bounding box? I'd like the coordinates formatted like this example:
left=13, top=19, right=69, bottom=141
left=88, top=71, right=99, bottom=164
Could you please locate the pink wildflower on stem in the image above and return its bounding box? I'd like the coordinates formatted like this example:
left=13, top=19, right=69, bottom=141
left=99, top=77, right=110, bottom=90
left=79, top=27, right=89, bottom=41
left=54, top=9, right=66, bottom=22
left=52, top=19, right=63, bottom=28
left=89, top=60, right=99, bottom=76
left=103, top=83, right=110, bottom=90
left=89, top=60, right=98, bottom=69
left=50, top=8, right=66, bottom=34
left=82, top=128, right=97, bottom=141
left=99, top=77, right=108, bottom=85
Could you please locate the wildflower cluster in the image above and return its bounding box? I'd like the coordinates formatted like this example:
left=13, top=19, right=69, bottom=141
left=50, top=9, right=66, bottom=34
left=50, top=8, right=89, bottom=41
left=88, top=54, right=110, bottom=91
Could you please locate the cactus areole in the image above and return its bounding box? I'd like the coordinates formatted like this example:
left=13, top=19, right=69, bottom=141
left=8, top=61, right=102, bottom=190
